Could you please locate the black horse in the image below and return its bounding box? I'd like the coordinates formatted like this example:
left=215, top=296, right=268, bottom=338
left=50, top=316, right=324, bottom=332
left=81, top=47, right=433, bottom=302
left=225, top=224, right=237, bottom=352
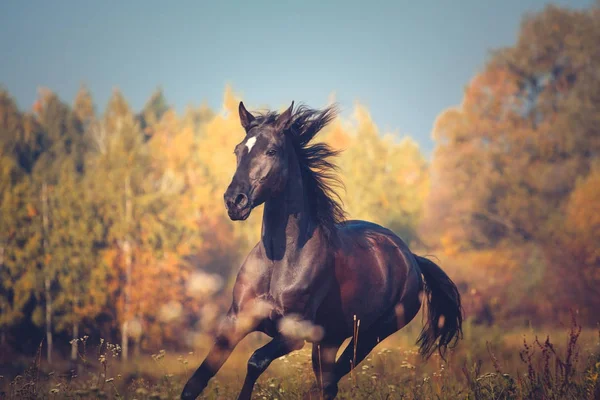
left=181, top=101, right=463, bottom=399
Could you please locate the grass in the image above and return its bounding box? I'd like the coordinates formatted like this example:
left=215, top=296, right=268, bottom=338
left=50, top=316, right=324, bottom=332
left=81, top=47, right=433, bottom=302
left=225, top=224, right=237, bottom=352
left=2, top=315, right=599, bottom=399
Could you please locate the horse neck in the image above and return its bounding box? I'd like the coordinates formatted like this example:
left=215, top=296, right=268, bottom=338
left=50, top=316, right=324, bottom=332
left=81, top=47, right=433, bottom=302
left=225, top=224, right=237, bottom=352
left=261, top=146, right=314, bottom=261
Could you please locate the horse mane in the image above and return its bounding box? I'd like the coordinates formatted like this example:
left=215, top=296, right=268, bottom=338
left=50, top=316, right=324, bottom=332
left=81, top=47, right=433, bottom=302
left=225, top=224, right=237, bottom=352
left=253, top=104, right=347, bottom=240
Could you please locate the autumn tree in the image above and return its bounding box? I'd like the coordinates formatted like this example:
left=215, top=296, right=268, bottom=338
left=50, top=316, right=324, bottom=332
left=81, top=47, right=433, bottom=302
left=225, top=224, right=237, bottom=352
left=73, top=84, right=95, bottom=129
left=49, top=160, right=107, bottom=361
left=549, top=165, right=600, bottom=321
left=88, top=89, right=200, bottom=359
left=138, top=87, right=169, bottom=138
left=28, top=88, right=92, bottom=362
left=0, top=94, right=36, bottom=346
left=423, top=4, right=600, bottom=323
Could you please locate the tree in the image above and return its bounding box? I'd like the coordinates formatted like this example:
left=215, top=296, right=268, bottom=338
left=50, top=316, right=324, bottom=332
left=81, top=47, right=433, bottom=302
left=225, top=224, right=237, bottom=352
left=29, top=88, right=89, bottom=362
left=0, top=149, right=35, bottom=347
left=73, top=84, right=95, bottom=129
left=550, top=166, right=600, bottom=322
left=422, top=4, right=600, bottom=322
left=89, top=89, right=196, bottom=359
left=49, top=160, right=106, bottom=361
left=138, top=87, right=169, bottom=137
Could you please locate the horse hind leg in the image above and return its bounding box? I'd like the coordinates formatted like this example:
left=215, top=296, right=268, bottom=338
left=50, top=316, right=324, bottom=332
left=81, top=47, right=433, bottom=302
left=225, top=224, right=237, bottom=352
left=307, top=340, right=344, bottom=400
left=333, top=301, right=416, bottom=381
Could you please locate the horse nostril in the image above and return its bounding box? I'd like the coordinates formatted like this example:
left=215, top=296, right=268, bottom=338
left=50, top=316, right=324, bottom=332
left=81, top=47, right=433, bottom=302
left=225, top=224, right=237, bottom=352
left=234, top=193, right=248, bottom=208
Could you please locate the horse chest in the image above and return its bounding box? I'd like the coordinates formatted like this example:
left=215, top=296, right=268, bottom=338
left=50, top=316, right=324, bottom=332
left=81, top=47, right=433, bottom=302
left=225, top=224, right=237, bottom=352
left=266, top=256, right=329, bottom=318
left=268, top=262, right=300, bottom=301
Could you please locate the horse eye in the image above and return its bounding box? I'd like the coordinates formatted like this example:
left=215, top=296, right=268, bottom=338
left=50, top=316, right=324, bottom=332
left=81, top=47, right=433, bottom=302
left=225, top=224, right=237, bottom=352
left=266, top=149, right=277, bottom=156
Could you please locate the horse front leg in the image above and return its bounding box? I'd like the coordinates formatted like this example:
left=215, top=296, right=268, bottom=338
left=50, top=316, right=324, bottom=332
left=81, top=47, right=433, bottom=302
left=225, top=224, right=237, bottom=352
left=181, top=311, right=255, bottom=400
left=237, top=335, right=304, bottom=400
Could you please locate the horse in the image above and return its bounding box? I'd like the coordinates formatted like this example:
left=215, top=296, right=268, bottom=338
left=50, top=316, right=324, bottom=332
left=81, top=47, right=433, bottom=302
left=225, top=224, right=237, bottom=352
left=181, top=101, right=463, bottom=400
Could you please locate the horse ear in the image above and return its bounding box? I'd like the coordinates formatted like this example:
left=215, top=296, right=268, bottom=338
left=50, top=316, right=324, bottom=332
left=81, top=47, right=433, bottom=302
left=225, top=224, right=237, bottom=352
left=275, top=101, right=294, bottom=133
left=239, top=101, right=255, bottom=131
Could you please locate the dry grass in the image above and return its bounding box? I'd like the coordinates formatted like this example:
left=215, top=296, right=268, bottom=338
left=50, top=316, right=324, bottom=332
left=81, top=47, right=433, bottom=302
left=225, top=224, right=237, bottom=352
left=2, top=316, right=599, bottom=399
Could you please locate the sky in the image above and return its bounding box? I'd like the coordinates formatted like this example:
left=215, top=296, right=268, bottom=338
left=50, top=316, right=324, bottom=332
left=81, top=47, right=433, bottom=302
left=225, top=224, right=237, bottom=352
left=0, top=0, right=593, bottom=156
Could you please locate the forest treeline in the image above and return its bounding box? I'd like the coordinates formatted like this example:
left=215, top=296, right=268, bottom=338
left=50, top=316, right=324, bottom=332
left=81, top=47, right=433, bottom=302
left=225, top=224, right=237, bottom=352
left=0, top=4, right=598, bottom=363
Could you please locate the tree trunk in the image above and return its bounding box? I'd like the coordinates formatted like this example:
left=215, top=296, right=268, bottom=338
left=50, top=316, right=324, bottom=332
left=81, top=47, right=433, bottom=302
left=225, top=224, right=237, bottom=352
left=42, top=182, right=52, bottom=364
left=121, top=175, right=132, bottom=361
left=134, top=334, right=141, bottom=358
left=121, top=320, right=129, bottom=361
left=45, top=277, right=52, bottom=364
left=71, top=322, right=79, bottom=361
left=121, top=235, right=132, bottom=361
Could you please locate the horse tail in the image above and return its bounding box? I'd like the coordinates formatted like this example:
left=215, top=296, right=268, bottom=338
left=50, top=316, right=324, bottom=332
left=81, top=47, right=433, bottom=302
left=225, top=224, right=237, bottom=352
left=413, top=254, right=463, bottom=360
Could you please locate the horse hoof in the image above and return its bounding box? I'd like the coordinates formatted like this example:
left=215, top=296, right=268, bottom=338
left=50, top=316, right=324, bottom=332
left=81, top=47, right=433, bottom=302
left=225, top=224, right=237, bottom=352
left=303, top=385, right=338, bottom=400
left=181, top=385, right=205, bottom=400
left=180, top=390, right=197, bottom=400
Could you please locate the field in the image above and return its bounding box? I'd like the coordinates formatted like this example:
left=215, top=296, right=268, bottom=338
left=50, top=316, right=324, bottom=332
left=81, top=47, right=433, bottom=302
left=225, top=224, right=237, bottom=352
left=2, top=315, right=599, bottom=400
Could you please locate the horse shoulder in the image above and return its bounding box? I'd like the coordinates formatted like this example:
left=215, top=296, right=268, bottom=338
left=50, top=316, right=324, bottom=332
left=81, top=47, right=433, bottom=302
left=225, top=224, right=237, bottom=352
left=231, top=242, right=272, bottom=314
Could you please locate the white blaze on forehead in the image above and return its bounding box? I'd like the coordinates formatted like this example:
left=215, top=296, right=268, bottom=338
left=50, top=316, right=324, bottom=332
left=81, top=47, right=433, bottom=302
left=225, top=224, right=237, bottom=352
left=245, top=136, right=257, bottom=153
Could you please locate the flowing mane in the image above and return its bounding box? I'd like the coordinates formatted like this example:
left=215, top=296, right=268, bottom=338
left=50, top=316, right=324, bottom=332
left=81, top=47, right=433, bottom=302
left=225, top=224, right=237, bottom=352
left=253, top=104, right=347, bottom=239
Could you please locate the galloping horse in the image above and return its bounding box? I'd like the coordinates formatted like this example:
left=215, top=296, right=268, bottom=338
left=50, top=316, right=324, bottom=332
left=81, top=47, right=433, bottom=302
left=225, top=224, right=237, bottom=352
left=181, top=102, right=463, bottom=399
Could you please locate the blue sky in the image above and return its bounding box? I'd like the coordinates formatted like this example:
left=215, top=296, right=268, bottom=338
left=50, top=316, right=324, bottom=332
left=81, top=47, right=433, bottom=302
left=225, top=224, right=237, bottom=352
left=0, top=0, right=592, bottom=156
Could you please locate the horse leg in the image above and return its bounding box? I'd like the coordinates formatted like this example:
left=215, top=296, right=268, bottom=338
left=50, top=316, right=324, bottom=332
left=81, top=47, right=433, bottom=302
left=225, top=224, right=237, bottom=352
left=334, top=307, right=402, bottom=380
left=308, top=341, right=343, bottom=400
left=237, top=336, right=304, bottom=400
left=181, top=314, right=253, bottom=400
